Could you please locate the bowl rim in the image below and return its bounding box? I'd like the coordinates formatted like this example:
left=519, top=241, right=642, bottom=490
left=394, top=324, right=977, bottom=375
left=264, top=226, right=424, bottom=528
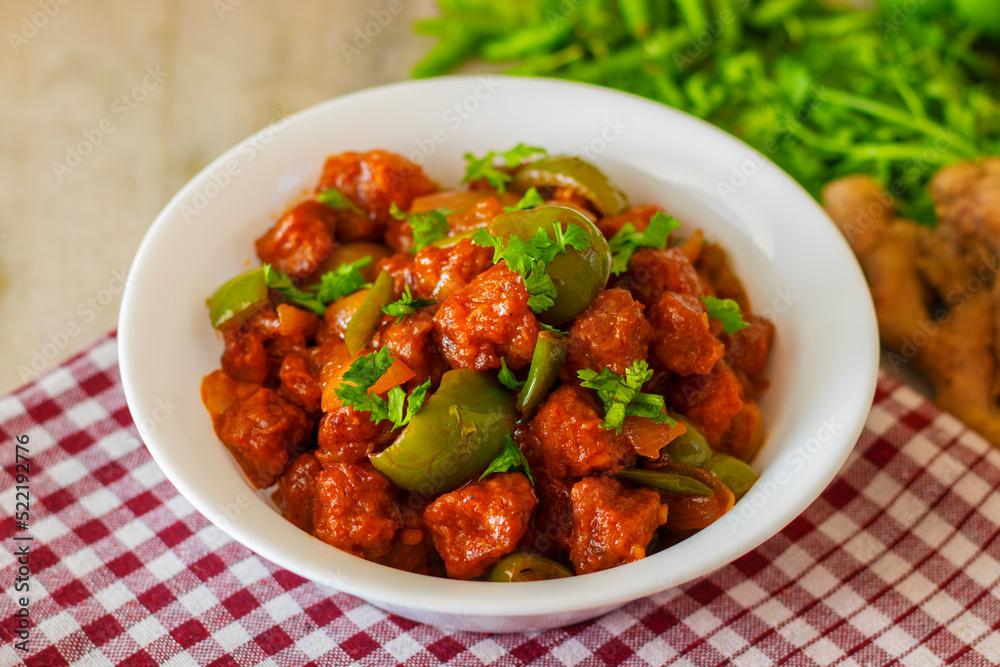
left=119, top=75, right=879, bottom=619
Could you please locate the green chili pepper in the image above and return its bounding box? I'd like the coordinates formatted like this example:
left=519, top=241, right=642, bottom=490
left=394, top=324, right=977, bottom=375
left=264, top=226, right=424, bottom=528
left=370, top=370, right=516, bottom=494
left=512, top=156, right=628, bottom=217
left=344, top=269, right=394, bottom=355
left=619, top=467, right=714, bottom=497
left=516, top=330, right=569, bottom=418
left=208, top=267, right=269, bottom=329
left=663, top=411, right=712, bottom=468
left=704, top=453, right=758, bottom=500
left=488, top=552, right=574, bottom=582
left=488, top=206, right=612, bottom=326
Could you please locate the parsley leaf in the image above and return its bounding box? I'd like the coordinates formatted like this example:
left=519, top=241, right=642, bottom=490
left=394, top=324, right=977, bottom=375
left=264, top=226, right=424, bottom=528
left=471, top=221, right=592, bottom=314
left=335, top=349, right=431, bottom=428
left=389, top=202, right=450, bottom=250
left=702, top=296, right=750, bottom=334
left=381, top=286, right=436, bottom=323
left=608, top=211, right=681, bottom=275
left=262, top=264, right=327, bottom=315
left=577, top=360, right=675, bottom=433
left=334, top=348, right=396, bottom=422
left=462, top=144, right=547, bottom=192
left=497, top=358, right=525, bottom=391
left=505, top=187, right=545, bottom=212
left=317, top=187, right=362, bottom=214
left=316, top=257, right=372, bottom=303
left=480, top=434, right=534, bottom=485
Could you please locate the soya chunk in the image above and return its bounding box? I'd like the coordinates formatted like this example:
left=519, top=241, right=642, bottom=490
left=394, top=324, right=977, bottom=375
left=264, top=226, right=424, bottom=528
left=276, top=452, right=321, bottom=532
left=618, top=247, right=704, bottom=307
left=433, top=263, right=539, bottom=371
left=529, top=384, right=631, bottom=478
left=569, top=477, right=667, bottom=575
left=411, top=237, right=494, bottom=301
left=647, top=292, right=725, bottom=377
left=313, top=462, right=401, bottom=561
left=561, top=288, right=653, bottom=380
left=372, top=311, right=449, bottom=390
left=668, top=360, right=745, bottom=445
left=423, top=473, right=537, bottom=580
left=255, top=201, right=337, bottom=281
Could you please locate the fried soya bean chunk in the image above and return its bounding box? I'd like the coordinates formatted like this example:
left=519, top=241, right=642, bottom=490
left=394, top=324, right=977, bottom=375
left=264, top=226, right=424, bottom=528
left=596, top=203, right=663, bottom=239
left=220, top=308, right=281, bottom=385
left=411, top=237, right=495, bottom=301
left=316, top=404, right=393, bottom=466
left=561, top=288, right=653, bottom=380
left=696, top=242, right=750, bottom=313
left=524, top=465, right=576, bottom=555
left=380, top=504, right=446, bottom=576
left=375, top=252, right=417, bottom=298
left=717, top=399, right=765, bottom=463
left=313, top=462, right=402, bottom=561
left=423, top=473, right=537, bottom=580
left=723, top=314, right=775, bottom=379
left=668, top=360, right=745, bottom=446
left=275, top=452, right=321, bottom=532
left=255, top=201, right=337, bottom=281
left=647, top=292, right=725, bottom=377
left=433, top=262, right=539, bottom=371
left=373, top=311, right=449, bottom=390
left=569, top=477, right=668, bottom=575
left=529, top=384, right=632, bottom=478
left=618, top=247, right=704, bottom=307
left=201, top=370, right=313, bottom=489
left=278, top=354, right=322, bottom=413
left=317, top=150, right=437, bottom=243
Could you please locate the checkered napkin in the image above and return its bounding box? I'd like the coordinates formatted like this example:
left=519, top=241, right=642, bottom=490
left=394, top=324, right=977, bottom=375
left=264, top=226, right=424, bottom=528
left=2, top=334, right=999, bottom=667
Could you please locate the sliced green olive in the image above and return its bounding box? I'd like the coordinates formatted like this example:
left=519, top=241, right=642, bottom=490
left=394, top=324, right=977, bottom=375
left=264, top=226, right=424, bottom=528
left=488, top=206, right=611, bottom=326
left=705, top=453, right=758, bottom=500
left=488, top=552, right=574, bottom=582
left=344, top=269, right=394, bottom=355
left=663, top=411, right=712, bottom=468
left=516, top=330, right=568, bottom=418
left=208, top=267, right=269, bottom=329
left=371, top=370, right=516, bottom=494
left=512, top=155, right=628, bottom=217
left=619, top=467, right=714, bottom=497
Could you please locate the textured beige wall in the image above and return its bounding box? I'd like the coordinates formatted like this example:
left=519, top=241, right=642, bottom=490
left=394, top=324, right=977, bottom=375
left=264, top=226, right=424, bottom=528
left=1, top=0, right=437, bottom=394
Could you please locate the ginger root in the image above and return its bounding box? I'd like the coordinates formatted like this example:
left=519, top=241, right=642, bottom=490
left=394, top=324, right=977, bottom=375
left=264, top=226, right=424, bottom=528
left=823, top=161, right=1000, bottom=446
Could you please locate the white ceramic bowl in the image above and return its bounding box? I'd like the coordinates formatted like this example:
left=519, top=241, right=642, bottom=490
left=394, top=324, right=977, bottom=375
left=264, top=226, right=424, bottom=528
left=119, top=76, right=878, bottom=633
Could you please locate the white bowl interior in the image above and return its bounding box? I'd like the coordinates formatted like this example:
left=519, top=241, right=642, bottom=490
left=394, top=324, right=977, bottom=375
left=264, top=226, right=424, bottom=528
left=119, top=76, right=878, bottom=632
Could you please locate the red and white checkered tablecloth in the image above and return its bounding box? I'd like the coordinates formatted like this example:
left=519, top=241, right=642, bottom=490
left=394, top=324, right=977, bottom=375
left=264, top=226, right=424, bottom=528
left=1, top=333, right=999, bottom=667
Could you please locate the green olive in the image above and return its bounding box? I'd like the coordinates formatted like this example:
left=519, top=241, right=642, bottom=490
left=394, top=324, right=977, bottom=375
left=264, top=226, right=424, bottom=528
left=487, top=552, right=574, bottom=582
left=663, top=411, right=712, bottom=468
left=512, top=156, right=628, bottom=217
left=488, top=206, right=611, bottom=326
left=704, top=453, right=758, bottom=500
left=370, top=370, right=516, bottom=494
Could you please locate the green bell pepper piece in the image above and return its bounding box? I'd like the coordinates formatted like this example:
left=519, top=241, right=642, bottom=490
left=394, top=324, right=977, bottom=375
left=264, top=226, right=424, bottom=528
left=208, top=267, right=269, bottom=329
left=488, top=552, right=574, bottom=582
left=516, top=330, right=568, bottom=418
left=512, top=156, right=628, bottom=217
left=663, top=411, right=713, bottom=468
left=370, top=370, right=517, bottom=494
left=344, top=269, right=395, bottom=356
left=488, top=205, right=611, bottom=326
left=619, top=467, right=714, bottom=497
left=704, top=452, right=758, bottom=500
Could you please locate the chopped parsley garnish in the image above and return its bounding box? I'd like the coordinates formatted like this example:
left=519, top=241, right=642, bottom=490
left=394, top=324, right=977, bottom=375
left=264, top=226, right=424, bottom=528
left=317, top=186, right=362, bottom=214
left=480, top=434, right=533, bottom=485
left=381, top=286, right=436, bottom=323
left=316, top=257, right=372, bottom=303
left=608, top=211, right=681, bottom=275
left=577, top=360, right=675, bottom=433
left=263, top=264, right=327, bottom=315
left=702, top=296, right=750, bottom=334
left=334, top=348, right=431, bottom=429
left=504, top=187, right=545, bottom=212
left=462, top=144, right=547, bottom=192
left=263, top=259, right=371, bottom=316
left=538, top=322, right=567, bottom=336
left=472, top=222, right=591, bottom=313
left=388, top=202, right=450, bottom=250
left=497, top=358, right=525, bottom=391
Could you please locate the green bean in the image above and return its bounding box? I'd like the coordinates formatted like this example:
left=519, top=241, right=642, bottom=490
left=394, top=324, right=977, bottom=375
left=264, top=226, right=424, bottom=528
left=480, top=23, right=573, bottom=62
left=412, top=31, right=481, bottom=79
left=619, top=467, right=714, bottom=496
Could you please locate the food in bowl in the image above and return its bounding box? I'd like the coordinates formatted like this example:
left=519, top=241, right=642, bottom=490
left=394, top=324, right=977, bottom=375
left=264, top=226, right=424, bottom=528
left=200, top=145, right=775, bottom=581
